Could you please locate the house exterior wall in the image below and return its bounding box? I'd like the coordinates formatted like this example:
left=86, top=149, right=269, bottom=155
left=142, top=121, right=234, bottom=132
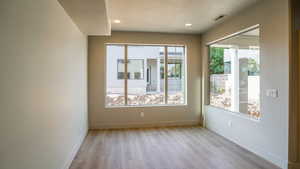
left=106, top=45, right=125, bottom=93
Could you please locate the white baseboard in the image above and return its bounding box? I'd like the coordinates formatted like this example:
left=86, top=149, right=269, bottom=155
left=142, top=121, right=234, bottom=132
left=90, top=120, right=201, bottom=129
left=60, top=129, right=88, bottom=169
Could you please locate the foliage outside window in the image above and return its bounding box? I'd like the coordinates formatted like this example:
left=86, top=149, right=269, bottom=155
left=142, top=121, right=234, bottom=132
left=209, top=47, right=225, bottom=74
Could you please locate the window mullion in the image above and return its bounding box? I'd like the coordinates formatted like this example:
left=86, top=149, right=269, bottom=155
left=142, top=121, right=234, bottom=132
left=124, top=45, right=128, bottom=105
left=164, top=46, right=168, bottom=104
left=231, top=46, right=239, bottom=112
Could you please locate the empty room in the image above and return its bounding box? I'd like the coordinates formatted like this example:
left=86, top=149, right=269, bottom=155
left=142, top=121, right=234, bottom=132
left=1, top=0, right=299, bottom=169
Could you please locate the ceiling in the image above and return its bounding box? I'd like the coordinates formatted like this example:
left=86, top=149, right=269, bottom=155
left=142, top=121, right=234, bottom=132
left=108, top=0, right=261, bottom=34
left=58, top=0, right=261, bottom=35
left=58, top=0, right=110, bottom=35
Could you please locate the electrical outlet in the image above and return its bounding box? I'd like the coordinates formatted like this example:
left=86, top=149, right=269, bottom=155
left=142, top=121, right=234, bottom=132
left=140, top=112, right=144, bottom=117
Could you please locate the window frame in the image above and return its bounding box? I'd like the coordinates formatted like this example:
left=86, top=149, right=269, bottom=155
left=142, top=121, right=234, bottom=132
left=206, top=25, right=261, bottom=119
left=105, top=43, right=187, bottom=108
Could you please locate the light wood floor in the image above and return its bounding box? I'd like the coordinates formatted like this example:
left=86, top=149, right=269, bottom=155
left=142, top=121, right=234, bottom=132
left=70, top=126, right=280, bottom=169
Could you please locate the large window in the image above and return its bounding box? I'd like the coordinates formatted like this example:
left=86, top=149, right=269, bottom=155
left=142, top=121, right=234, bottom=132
left=106, top=44, right=186, bottom=107
left=208, top=27, right=260, bottom=119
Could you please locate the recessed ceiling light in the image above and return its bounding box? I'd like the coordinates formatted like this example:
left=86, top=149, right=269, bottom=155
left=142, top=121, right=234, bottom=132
left=185, top=23, right=192, bottom=27
left=113, top=19, right=121, bottom=23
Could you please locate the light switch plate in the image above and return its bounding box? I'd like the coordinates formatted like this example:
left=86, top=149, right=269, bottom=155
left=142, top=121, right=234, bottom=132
left=266, top=89, right=278, bottom=98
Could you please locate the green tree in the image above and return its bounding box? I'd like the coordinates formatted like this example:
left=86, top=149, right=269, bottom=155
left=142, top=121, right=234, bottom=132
left=248, top=58, right=259, bottom=76
left=209, top=47, right=225, bottom=74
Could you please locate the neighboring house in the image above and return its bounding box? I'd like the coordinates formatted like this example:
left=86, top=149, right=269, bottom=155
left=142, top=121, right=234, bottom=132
left=106, top=45, right=185, bottom=95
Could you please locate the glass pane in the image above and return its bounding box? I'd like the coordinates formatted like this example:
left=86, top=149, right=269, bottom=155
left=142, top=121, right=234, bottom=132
left=209, top=28, right=260, bottom=119
left=106, top=45, right=125, bottom=106
left=117, top=59, right=128, bottom=79
left=238, top=47, right=260, bottom=118
left=209, top=47, right=232, bottom=111
left=127, top=45, right=165, bottom=105
left=167, top=46, right=185, bottom=104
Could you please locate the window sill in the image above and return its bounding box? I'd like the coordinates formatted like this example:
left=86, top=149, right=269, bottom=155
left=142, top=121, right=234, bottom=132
left=105, top=104, right=188, bottom=109
left=205, top=105, right=260, bottom=122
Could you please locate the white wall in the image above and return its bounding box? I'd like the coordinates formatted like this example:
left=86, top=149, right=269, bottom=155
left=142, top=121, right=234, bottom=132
left=0, top=1, right=87, bottom=169
left=202, top=0, right=289, bottom=168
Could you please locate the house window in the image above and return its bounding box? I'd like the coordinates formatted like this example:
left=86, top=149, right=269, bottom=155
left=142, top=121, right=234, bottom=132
left=106, top=44, right=186, bottom=106
left=208, top=27, right=260, bottom=119
left=117, top=59, right=144, bottom=80
left=160, top=62, right=182, bottom=79
left=168, top=63, right=182, bottom=79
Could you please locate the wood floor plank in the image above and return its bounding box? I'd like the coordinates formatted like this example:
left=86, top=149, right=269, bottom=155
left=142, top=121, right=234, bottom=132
left=69, top=127, right=281, bottom=169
